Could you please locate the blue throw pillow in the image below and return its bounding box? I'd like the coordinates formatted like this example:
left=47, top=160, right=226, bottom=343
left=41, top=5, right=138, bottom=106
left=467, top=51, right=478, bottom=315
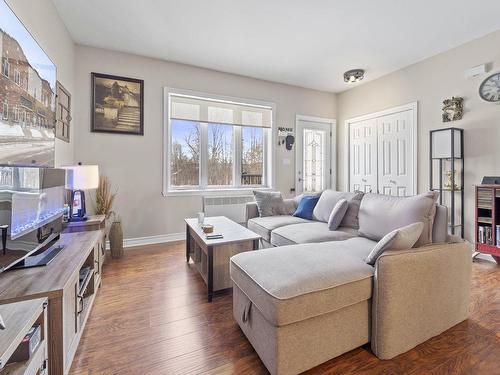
left=293, top=195, right=320, bottom=220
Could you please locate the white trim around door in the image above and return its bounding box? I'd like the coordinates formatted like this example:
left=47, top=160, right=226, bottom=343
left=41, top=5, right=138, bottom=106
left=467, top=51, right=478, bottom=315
left=295, top=115, right=337, bottom=193
left=344, top=102, right=418, bottom=194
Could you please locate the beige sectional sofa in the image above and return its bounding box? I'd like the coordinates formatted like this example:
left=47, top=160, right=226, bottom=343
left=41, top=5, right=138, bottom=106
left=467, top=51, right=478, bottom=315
left=230, top=190, right=472, bottom=375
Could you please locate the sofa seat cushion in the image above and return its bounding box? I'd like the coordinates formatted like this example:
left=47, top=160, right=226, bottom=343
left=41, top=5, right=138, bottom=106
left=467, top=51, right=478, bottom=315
left=247, top=215, right=313, bottom=242
left=230, top=242, right=374, bottom=326
left=270, top=222, right=358, bottom=247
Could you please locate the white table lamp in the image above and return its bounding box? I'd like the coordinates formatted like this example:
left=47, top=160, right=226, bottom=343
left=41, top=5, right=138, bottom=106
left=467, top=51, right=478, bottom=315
left=63, top=164, right=99, bottom=222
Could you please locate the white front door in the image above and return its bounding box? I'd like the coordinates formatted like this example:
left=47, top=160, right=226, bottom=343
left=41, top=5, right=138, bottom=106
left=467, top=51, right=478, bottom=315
left=349, top=119, right=377, bottom=193
left=377, top=110, right=414, bottom=196
left=295, top=117, right=334, bottom=194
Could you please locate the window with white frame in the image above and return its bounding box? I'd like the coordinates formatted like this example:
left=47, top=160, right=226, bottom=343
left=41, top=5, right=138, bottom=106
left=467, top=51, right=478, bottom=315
left=165, top=90, right=274, bottom=192
left=14, top=69, right=21, bottom=85
left=13, top=105, right=19, bottom=122
left=1, top=58, right=9, bottom=77
left=2, top=102, right=7, bottom=120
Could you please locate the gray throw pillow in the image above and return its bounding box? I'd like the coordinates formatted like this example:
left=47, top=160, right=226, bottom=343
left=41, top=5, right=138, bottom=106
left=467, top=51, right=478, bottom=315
left=365, top=222, right=424, bottom=265
left=328, top=199, right=348, bottom=231
left=253, top=191, right=286, bottom=217
left=312, top=190, right=364, bottom=228
left=358, top=191, right=438, bottom=247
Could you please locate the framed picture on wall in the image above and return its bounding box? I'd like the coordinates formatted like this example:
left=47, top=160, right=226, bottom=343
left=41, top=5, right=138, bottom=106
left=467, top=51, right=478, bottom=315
left=91, top=72, right=144, bottom=135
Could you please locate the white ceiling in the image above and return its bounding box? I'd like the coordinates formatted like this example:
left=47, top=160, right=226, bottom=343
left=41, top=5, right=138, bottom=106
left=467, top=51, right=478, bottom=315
left=52, top=0, right=500, bottom=93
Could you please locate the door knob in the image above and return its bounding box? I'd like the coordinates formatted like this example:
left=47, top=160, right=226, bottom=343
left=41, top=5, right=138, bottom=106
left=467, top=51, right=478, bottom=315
left=390, top=180, right=396, bottom=184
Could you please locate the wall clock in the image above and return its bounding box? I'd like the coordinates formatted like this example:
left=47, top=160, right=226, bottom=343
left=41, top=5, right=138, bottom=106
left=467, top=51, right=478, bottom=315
left=479, top=72, right=500, bottom=102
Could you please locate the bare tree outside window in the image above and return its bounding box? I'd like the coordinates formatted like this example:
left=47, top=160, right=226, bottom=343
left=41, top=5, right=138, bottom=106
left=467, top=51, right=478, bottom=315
left=169, top=119, right=267, bottom=189
left=208, top=124, right=233, bottom=186
left=241, top=127, right=263, bottom=185
left=171, top=120, right=200, bottom=186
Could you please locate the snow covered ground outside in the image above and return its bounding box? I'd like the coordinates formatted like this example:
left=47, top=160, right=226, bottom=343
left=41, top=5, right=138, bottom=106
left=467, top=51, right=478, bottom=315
left=0, top=122, right=24, bottom=137
left=0, top=120, right=55, bottom=166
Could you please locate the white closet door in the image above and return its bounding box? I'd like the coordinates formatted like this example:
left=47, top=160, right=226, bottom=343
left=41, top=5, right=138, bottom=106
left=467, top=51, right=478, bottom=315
left=377, top=110, right=414, bottom=196
left=349, top=119, right=377, bottom=193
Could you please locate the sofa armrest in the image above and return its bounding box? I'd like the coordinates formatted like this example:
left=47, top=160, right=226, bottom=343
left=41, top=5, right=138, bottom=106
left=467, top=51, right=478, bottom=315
left=245, top=202, right=259, bottom=222
left=372, top=240, right=472, bottom=359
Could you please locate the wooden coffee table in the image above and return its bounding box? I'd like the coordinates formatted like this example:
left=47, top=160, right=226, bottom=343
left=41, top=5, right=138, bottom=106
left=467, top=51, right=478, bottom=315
left=185, top=216, right=260, bottom=302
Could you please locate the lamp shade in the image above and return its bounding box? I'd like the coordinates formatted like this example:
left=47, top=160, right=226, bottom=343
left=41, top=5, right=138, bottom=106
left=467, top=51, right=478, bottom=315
left=431, top=128, right=462, bottom=159
left=63, top=165, right=99, bottom=190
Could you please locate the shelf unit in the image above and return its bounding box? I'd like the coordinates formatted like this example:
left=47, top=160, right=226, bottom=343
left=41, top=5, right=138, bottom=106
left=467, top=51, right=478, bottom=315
left=474, top=184, right=500, bottom=264
left=0, top=231, right=105, bottom=375
left=429, top=127, right=464, bottom=237
left=0, top=298, right=48, bottom=375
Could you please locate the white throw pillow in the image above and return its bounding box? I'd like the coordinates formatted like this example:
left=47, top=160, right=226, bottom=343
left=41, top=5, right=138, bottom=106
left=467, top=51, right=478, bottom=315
left=364, top=222, right=424, bottom=266
left=328, top=199, right=348, bottom=231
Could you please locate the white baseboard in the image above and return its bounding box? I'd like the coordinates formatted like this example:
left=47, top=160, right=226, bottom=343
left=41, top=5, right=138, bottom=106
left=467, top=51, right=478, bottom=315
left=106, top=232, right=185, bottom=250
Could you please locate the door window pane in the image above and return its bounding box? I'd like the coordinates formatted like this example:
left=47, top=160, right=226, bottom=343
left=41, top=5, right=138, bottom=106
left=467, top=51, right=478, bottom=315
left=241, top=127, right=263, bottom=186
left=170, top=119, right=200, bottom=187
left=208, top=124, right=233, bottom=186
left=303, top=129, right=325, bottom=192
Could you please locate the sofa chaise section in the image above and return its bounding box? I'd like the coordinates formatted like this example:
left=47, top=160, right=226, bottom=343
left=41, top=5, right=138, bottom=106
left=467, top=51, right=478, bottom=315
left=231, top=237, right=471, bottom=374
left=230, top=240, right=375, bottom=375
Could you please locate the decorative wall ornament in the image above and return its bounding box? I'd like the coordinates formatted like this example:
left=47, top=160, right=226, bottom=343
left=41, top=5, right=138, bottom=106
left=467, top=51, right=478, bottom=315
left=277, top=126, right=294, bottom=148
left=442, top=97, right=464, bottom=122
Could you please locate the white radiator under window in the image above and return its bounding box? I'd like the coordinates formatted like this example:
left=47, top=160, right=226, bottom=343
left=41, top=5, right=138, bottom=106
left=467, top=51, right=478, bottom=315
left=203, top=195, right=254, bottom=224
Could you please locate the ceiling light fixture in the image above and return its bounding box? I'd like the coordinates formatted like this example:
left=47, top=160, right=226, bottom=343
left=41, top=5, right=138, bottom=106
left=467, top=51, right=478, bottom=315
left=344, top=69, right=365, bottom=83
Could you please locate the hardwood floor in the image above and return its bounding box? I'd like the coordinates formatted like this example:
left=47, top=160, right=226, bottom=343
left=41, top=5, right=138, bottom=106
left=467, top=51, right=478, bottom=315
left=70, top=242, right=500, bottom=375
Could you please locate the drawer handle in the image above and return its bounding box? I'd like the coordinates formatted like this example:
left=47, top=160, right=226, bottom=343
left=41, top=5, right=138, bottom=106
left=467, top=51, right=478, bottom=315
left=95, top=260, right=100, bottom=275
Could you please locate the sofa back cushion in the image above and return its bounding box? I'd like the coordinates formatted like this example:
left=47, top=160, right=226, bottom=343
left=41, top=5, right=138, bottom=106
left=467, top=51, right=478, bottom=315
left=358, top=191, right=438, bottom=246
left=253, top=191, right=286, bottom=217
left=313, top=190, right=364, bottom=228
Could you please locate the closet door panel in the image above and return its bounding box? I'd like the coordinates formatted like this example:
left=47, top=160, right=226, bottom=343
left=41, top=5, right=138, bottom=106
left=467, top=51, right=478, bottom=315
left=377, top=110, right=414, bottom=196
left=349, top=119, right=377, bottom=193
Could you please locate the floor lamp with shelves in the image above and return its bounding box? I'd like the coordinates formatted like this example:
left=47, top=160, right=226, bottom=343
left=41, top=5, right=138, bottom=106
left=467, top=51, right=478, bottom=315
left=429, top=127, right=464, bottom=238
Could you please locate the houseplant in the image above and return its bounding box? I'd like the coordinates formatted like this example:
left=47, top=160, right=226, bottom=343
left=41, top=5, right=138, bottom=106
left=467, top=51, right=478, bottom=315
left=93, top=176, right=123, bottom=258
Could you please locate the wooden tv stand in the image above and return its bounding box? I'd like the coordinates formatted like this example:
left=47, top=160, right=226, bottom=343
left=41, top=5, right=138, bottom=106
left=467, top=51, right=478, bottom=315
left=0, top=230, right=106, bottom=375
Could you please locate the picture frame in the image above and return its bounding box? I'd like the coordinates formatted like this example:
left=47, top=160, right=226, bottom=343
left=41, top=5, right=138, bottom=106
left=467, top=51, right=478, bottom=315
left=56, top=81, right=71, bottom=142
left=91, top=72, right=144, bottom=135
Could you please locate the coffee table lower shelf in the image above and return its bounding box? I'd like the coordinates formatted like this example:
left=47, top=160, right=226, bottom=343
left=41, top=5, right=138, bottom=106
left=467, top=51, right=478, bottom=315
left=185, top=221, right=259, bottom=302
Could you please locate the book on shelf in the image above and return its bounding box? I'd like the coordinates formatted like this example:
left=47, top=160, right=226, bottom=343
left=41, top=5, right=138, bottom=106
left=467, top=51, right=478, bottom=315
left=486, top=227, right=493, bottom=245
left=478, top=226, right=486, bottom=244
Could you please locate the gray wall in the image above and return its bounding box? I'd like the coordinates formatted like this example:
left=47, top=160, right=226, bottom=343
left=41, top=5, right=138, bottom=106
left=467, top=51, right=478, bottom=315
left=7, top=0, right=75, bottom=166
left=337, top=30, right=500, bottom=241
left=73, top=45, right=337, bottom=238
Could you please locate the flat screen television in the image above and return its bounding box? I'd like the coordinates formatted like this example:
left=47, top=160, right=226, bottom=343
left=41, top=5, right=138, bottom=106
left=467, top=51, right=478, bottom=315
left=0, top=1, right=57, bottom=167
left=0, top=166, right=65, bottom=272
